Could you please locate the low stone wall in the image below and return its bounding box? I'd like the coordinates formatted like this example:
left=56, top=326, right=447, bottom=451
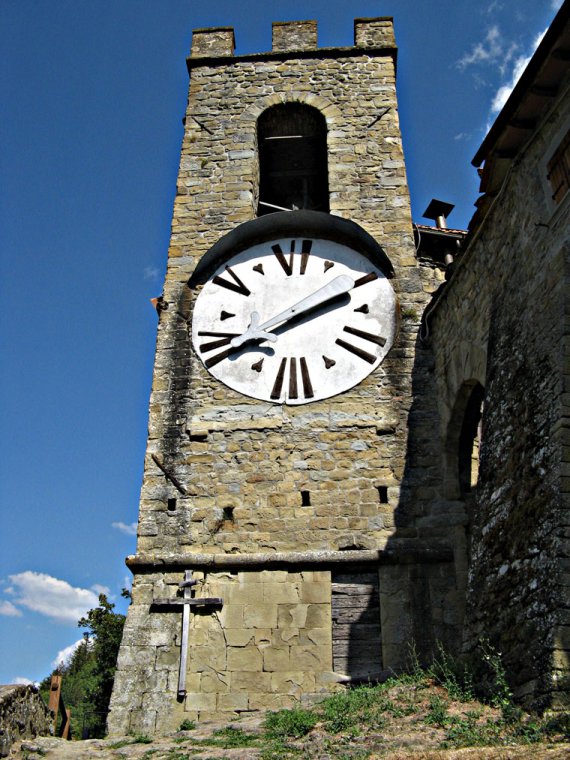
left=0, top=685, right=52, bottom=757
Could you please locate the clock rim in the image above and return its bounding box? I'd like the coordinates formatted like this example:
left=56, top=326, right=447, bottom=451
left=188, top=210, right=394, bottom=289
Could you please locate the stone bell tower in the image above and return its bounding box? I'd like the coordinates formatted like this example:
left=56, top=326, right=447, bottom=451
left=108, top=18, right=456, bottom=734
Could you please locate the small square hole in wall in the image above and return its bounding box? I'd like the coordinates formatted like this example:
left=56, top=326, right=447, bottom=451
left=167, top=498, right=177, bottom=511
left=223, top=507, right=235, bottom=522
left=301, top=490, right=311, bottom=507
left=377, top=486, right=389, bottom=504
left=189, top=432, right=208, bottom=442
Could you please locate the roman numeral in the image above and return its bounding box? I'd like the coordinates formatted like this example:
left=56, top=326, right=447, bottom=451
left=212, top=266, right=251, bottom=296
left=300, top=357, right=314, bottom=398
left=270, top=358, right=287, bottom=399
left=272, top=240, right=313, bottom=276
left=335, top=325, right=387, bottom=364
left=270, top=357, right=314, bottom=400
left=300, top=240, right=312, bottom=274
left=343, top=325, right=386, bottom=347
left=197, top=331, right=238, bottom=367
left=289, top=357, right=298, bottom=398
left=205, top=348, right=232, bottom=368
left=335, top=338, right=376, bottom=364
left=354, top=272, right=378, bottom=288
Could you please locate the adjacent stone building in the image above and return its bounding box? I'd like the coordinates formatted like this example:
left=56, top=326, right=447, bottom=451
left=108, top=4, right=570, bottom=734
left=425, top=3, right=570, bottom=710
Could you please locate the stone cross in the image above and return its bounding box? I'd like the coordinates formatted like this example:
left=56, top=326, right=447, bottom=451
left=153, top=570, right=223, bottom=697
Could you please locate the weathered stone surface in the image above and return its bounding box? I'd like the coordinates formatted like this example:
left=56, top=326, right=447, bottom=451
left=425, top=38, right=570, bottom=710
left=0, top=685, right=52, bottom=755
left=108, top=14, right=460, bottom=733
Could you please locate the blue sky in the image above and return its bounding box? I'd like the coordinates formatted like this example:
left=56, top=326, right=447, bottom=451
left=0, top=0, right=563, bottom=685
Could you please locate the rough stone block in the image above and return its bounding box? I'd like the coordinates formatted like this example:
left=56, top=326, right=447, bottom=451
left=191, top=27, right=235, bottom=58
left=278, top=604, right=308, bottom=628
left=248, top=692, right=297, bottom=710
left=289, top=644, right=331, bottom=670
left=227, top=645, right=263, bottom=671
left=272, top=20, right=317, bottom=52
left=225, top=628, right=255, bottom=647
left=230, top=671, right=271, bottom=692
left=243, top=604, right=278, bottom=628
left=263, top=646, right=290, bottom=672
left=184, top=692, right=217, bottom=711
left=300, top=582, right=331, bottom=604
left=217, top=692, right=249, bottom=711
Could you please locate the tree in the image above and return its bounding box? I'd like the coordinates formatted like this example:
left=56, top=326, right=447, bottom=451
left=40, top=591, right=127, bottom=738
left=77, top=593, right=126, bottom=735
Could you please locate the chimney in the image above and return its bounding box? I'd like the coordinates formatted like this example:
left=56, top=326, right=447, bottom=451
left=423, top=199, right=455, bottom=229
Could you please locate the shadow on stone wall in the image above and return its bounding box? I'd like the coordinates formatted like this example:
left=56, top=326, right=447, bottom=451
left=380, top=326, right=465, bottom=672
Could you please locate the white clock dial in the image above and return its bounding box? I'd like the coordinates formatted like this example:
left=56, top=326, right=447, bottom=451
left=191, top=237, right=397, bottom=405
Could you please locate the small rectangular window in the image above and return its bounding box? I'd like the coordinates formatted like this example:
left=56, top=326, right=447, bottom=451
left=547, top=129, right=570, bottom=205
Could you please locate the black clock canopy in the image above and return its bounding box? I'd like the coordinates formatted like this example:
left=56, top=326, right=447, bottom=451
left=188, top=211, right=394, bottom=288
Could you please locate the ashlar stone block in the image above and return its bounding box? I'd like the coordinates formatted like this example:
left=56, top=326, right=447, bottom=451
left=230, top=671, right=272, bottom=693
left=263, top=645, right=290, bottom=672
left=243, top=603, right=278, bottom=628
left=227, top=645, right=263, bottom=671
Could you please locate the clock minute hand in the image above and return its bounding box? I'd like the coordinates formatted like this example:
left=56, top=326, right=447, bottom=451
left=230, top=274, right=355, bottom=348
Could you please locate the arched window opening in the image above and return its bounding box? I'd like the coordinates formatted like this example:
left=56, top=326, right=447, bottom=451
left=257, top=104, right=329, bottom=216
left=445, top=380, right=485, bottom=633
left=458, top=383, right=485, bottom=497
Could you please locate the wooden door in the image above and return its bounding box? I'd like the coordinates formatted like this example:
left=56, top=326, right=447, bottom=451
left=331, top=571, right=382, bottom=681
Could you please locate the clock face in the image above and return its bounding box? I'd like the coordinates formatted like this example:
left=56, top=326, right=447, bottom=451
left=191, top=236, right=397, bottom=405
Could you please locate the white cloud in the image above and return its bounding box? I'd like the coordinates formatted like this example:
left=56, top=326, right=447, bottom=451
left=458, top=26, right=504, bottom=69
left=0, top=600, right=23, bottom=617
left=52, top=638, right=89, bottom=669
left=91, top=584, right=110, bottom=596
left=484, top=1, right=504, bottom=13
left=112, top=521, right=137, bottom=536
left=13, top=676, right=39, bottom=686
left=144, top=266, right=160, bottom=281
left=551, top=0, right=563, bottom=11
left=490, top=29, right=546, bottom=114
left=7, top=571, right=100, bottom=624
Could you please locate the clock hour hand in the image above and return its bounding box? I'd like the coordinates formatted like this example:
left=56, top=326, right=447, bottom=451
left=230, top=274, right=355, bottom=348
left=233, top=311, right=278, bottom=347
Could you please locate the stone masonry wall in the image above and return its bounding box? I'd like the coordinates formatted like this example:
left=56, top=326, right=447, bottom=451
left=0, top=685, right=52, bottom=755
left=136, top=35, right=429, bottom=561
left=429, top=85, right=570, bottom=710
left=109, top=20, right=456, bottom=734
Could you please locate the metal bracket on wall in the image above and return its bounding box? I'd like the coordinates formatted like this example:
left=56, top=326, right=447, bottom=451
left=367, top=107, right=391, bottom=128
left=151, top=454, right=187, bottom=495
left=191, top=115, right=214, bottom=135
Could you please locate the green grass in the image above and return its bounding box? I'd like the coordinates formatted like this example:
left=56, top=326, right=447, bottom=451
left=105, top=646, right=569, bottom=758
left=264, top=708, right=318, bottom=739
left=181, top=725, right=261, bottom=751
left=210, top=725, right=260, bottom=747
left=424, top=695, right=449, bottom=727
left=428, top=641, right=475, bottom=702
left=178, top=718, right=196, bottom=731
